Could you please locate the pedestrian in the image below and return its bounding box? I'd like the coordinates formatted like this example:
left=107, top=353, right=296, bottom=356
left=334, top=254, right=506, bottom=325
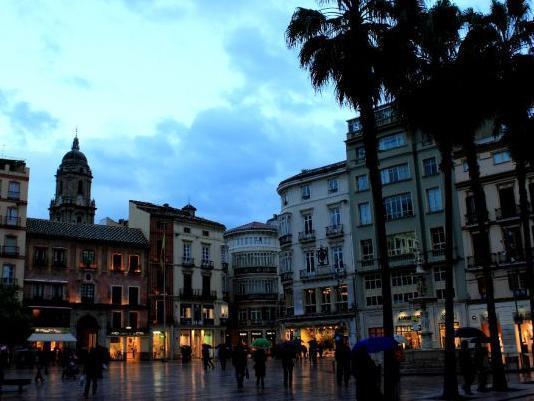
left=309, top=341, right=318, bottom=366
left=252, top=348, right=267, bottom=389
left=202, top=345, right=213, bottom=370
left=83, top=347, right=101, bottom=399
left=232, top=342, right=248, bottom=389
left=352, top=346, right=382, bottom=401
left=217, top=343, right=229, bottom=370
left=335, top=337, right=351, bottom=387
left=459, top=340, right=474, bottom=395
left=318, top=341, right=324, bottom=359
left=34, top=349, right=45, bottom=384
left=280, top=342, right=296, bottom=387
left=474, top=342, right=489, bottom=392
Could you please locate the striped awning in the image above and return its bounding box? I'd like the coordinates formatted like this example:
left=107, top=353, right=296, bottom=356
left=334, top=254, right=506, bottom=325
left=27, top=333, right=77, bottom=342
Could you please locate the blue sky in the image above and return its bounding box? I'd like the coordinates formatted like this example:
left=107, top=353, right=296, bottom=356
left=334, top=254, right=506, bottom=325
left=0, top=0, right=490, bottom=229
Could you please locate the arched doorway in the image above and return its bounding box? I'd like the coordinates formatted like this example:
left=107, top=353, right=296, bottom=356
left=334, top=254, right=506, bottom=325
left=77, top=314, right=99, bottom=350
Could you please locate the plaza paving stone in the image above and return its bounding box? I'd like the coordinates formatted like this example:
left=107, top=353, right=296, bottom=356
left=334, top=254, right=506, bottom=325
left=3, top=358, right=534, bottom=400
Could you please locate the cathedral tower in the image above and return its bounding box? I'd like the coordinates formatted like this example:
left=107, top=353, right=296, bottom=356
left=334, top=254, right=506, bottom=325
left=49, top=136, right=96, bottom=224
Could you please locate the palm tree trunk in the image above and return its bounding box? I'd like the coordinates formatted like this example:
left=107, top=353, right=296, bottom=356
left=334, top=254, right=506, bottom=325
left=440, top=147, right=459, bottom=399
left=516, top=159, right=534, bottom=361
left=464, top=138, right=508, bottom=391
left=359, top=98, right=397, bottom=401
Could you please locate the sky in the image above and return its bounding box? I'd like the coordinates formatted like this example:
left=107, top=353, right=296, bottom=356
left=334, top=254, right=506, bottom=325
left=0, top=0, right=490, bottom=229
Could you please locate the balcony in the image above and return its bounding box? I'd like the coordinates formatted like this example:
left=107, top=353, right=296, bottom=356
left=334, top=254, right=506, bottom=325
left=182, top=257, right=195, bottom=267
left=298, top=230, right=316, bottom=243
left=356, top=258, right=379, bottom=272
left=0, top=216, right=22, bottom=228
left=385, top=210, right=414, bottom=222
left=279, top=234, right=292, bottom=246
left=347, top=105, right=398, bottom=139
left=299, top=264, right=346, bottom=281
left=203, top=318, right=215, bottom=326
left=179, top=289, right=217, bottom=301
left=0, top=278, right=18, bottom=287
left=1, top=245, right=20, bottom=257
left=326, top=224, right=344, bottom=238
left=464, top=211, right=489, bottom=226
left=52, top=260, right=67, bottom=269
left=495, top=206, right=520, bottom=221
left=200, top=260, right=214, bottom=270
left=33, top=257, right=48, bottom=268
left=24, top=296, right=68, bottom=307
left=467, top=252, right=525, bottom=270
left=280, top=271, right=293, bottom=282
left=235, top=293, right=278, bottom=301
left=7, top=191, right=21, bottom=200
left=81, top=296, right=94, bottom=304
left=388, top=253, right=416, bottom=268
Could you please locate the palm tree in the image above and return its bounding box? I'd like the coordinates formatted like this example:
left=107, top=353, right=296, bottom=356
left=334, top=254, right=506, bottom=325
left=383, top=1, right=464, bottom=398
left=486, top=0, right=534, bottom=362
left=286, top=1, right=399, bottom=398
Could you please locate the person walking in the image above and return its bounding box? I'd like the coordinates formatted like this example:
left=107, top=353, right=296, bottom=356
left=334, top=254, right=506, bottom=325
left=202, top=345, right=212, bottom=371
left=83, top=347, right=101, bottom=399
left=352, top=346, right=382, bottom=401
left=232, top=343, right=248, bottom=389
left=335, top=337, right=351, bottom=387
left=459, top=340, right=474, bottom=395
left=217, top=344, right=229, bottom=370
left=281, top=342, right=296, bottom=387
left=474, top=342, right=489, bottom=392
left=252, top=348, right=267, bottom=389
left=34, top=349, right=45, bottom=384
left=309, top=341, right=318, bottom=366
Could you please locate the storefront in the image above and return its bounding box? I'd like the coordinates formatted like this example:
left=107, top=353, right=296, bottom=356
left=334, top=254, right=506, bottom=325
left=395, top=312, right=421, bottom=349
left=27, top=327, right=77, bottom=351
left=282, top=324, right=346, bottom=354
left=179, top=329, right=214, bottom=358
left=152, top=330, right=168, bottom=360
left=107, top=328, right=150, bottom=361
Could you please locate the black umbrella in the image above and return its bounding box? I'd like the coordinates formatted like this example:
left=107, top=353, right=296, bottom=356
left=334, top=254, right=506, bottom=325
left=470, top=337, right=491, bottom=344
left=455, top=327, right=487, bottom=338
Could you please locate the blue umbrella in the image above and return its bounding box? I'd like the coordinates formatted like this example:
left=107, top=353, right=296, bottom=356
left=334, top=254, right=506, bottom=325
left=352, top=336, right=398, bottom=354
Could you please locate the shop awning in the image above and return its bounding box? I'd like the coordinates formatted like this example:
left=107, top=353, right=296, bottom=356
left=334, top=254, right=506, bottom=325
left=28, top=333, right=77, bottom=342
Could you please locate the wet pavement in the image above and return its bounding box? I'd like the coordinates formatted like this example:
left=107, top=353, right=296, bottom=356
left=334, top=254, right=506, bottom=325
left=2, top=358, right=534, bottom=400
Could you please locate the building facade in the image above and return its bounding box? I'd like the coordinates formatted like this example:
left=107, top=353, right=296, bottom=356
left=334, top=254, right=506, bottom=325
left=224, top=222, right=280, bottom=346
left=49, top=137, right=96, bottom=224
left=345, top=105, right=467, bottom=349
left=129, top=201, right=229, bottom=359
left=24, top=218, right=149, bottom=361
left=0, top=158, right=29, bottom=299
left=454, top=132, right=534, bottom=362
left=276, top=162, right=358, bottom=349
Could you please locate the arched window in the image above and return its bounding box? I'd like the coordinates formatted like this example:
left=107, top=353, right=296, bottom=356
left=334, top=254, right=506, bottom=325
left=78, top=180, right=83, bottom=195
left=59, top=180, right=63, bottom=195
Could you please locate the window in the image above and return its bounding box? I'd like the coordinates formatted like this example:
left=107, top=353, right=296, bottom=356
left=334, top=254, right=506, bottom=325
left=238, top=309, right=247, bottom=322
left=384, top=193, right=413, bottom=220
left=184, top=227, right=191, bottom=233
left=4, top=236, right=17, bottom=256
left=202, top=306, right=214, bottom=320
left=81, top=283, right=95, bottom=303
left=305, top=251, right=315, bottom=273
left=77, top=180, right=83, bottom=195
left=423, top=157, right=438, bottom=176
left=1, top=264, right=14, bottom=286
left=378, top=132, right=406, bottom=151
left=358, top=202, right=372, bottom=225
left=381, top=163, right=410, bottom=185
left=436, top=289, right=446, bottom=299
left=52, top=248, right=66, bottom=266
left=281, top=192, right=288, bottom=206
left=328, top=178, right=338, bottom=193
left=202, top=245, right=210, bottom=263
left=393, top=293, right=404, bottom=304
left=463, top=161, right=469, bottom=172
left=202, top=275, right=211, bottom=295
left=426, top=187, right=443, bottom=212
left=183, top=242, right=192, bottom=261
left=493, top=150, right=511, bottom=165
left=304, top=289, right=316, bottom=314
left=301, top=185, right=311, bottom=200
left=33, top=247, right=48, bottom=266
left=368, top=327, right=384, bottom=337
left=6, top=207, right=18, bottom=225
left=320, top=287, right=331, bottom=313
left=360, top=239, right=374, bottom=260
left=129, top=255, right=140, bottom=272
left=7, top=181, right=20, bottom=200
left=366, top=295, right=383, bottom=306
left=112, top=253, right=123, bottom=271
left=356, top=175, right=369, bottom=192
left=329, top=207, right=341, bottom=227
left=332, top=246, right=343, bottom=268
left=387, top=232, right=416, bottom=256
left=303, top=214, right=313, bottom=233
left=129, top=312, right=138, bottom=329
left=434, top=266, right=447, bottom=282
left=82, top=249, right=95, bottom=267
left=365, top=273, right=382, bottom=290
left=112, top=311, right=122, bottom=329
left=128, top=287, right=139, bottom=306
left=250, top=308, right=261, bottom=322
left=355, top=146, right=366, bottom=162
left=430, top=227, right=446, bottom=251
left=112, top=286, right=122, bottom=305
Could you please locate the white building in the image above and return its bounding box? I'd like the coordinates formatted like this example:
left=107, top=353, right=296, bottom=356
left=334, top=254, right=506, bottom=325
left=276, top=161, right=358, bottom=348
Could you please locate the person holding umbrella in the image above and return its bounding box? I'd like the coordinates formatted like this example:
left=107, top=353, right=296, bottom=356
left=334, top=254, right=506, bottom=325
left=459, top=340, right=474, bottom=395
left=252, top=347, right=267, bottom=389
left=202, top=344, right=214, bottom=370
left=232, top=342, right=248, bottom=389
left=280, top=340, right=297, bottom=387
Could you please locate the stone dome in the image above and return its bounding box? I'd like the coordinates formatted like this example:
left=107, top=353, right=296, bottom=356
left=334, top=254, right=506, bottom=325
left=61, top=137, right=88, bottom=164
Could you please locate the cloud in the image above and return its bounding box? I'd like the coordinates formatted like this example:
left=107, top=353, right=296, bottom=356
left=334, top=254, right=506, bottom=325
left=118, top=0, right=188, bottom=22
left=0, top=90, right=59, bottom=135
left=63, top=76, right=92, bottom=90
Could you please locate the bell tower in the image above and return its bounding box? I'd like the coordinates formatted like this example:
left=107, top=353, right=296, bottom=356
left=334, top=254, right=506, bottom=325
left=49, top=136, right=96, bottom=224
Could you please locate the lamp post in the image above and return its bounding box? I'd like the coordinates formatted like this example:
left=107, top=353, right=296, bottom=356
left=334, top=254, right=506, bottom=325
left=410, top=240, right=437, bottom=350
